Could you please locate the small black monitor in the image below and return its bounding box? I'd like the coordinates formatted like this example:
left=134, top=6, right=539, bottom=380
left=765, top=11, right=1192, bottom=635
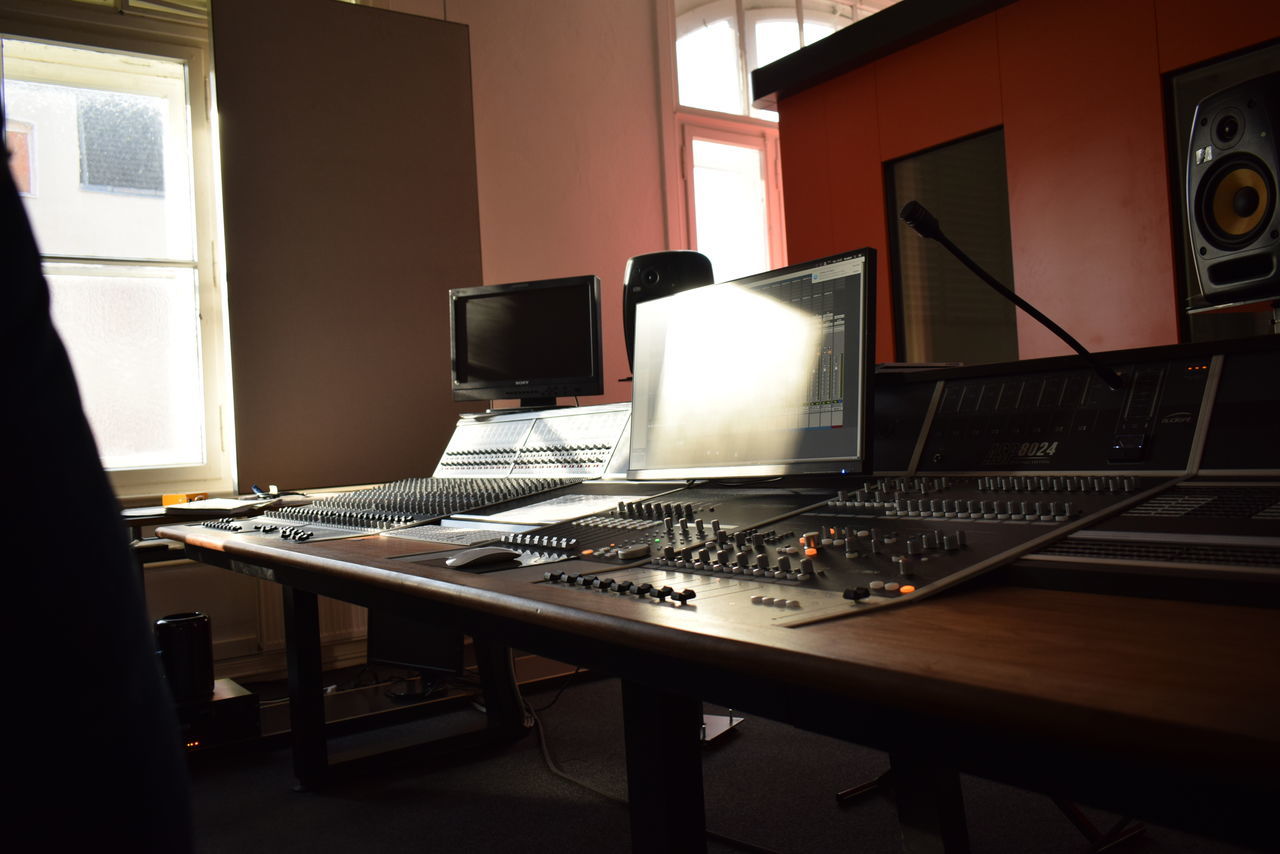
left=628, top=249, right=875, bottom=480
left=450, top=275, right=604, bottom=408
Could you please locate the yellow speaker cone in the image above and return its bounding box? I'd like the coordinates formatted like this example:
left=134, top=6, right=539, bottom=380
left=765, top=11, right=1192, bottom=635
left=1210, top=166, right=1268, bottom=237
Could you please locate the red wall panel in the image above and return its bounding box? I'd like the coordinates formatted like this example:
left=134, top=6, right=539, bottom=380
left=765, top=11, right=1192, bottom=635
left=779, top=85, right=839, bottom=261
left=1155, top=0, right=1280, bottom=72
left=875, top=14, right=1003, bottom=162
left=997, top=0, right=1178, bottom=358
left=780, top=66, right=897, bottom=360
left=777, top=0, right=1276, bottom=364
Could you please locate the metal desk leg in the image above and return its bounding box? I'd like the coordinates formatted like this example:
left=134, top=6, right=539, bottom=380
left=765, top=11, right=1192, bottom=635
left=890, top=750, right=971, bottom=854
left=621, top=680, right=707, bottom=854
left=282, top=586, right=326, bottom=789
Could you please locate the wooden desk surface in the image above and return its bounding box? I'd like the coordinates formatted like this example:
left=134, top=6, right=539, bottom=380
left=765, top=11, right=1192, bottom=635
left=160, top=522, right=1280, bottom=845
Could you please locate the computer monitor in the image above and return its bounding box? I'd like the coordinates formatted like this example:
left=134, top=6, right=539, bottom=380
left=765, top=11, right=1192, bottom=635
left=627, top=249, right=875, bottom=480
left=450, top=275, right=604, bottom=409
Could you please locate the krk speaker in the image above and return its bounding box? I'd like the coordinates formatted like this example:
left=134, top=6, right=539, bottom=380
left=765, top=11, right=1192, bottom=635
left=1186, top=72, right=1280, bottom=302
left=623, top=250, right=714, bottom=370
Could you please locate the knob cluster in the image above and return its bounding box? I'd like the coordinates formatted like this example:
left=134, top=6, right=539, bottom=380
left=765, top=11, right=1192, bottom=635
left=202, top=518, right=244, bottom=532
left=265, top=506, right=418, bottom=529
left=437, top=447, right=517, bottom=469
left=568, top=514, right=662, bottom=532
left=543, top=571, right=697, bottom=605
left=515, top=444, right=611, bottom=470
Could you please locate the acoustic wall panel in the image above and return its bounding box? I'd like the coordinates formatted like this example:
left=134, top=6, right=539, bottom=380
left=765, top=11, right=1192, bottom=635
left=212, top=0, right=482, bottom=491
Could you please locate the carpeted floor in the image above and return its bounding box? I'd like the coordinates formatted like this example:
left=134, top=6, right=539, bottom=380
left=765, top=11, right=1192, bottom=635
left=187, top=674, right=1262, bottom=853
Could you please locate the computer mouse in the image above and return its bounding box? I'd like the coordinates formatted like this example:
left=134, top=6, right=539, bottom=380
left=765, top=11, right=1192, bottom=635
left=444, top=546, right=522, bottom=568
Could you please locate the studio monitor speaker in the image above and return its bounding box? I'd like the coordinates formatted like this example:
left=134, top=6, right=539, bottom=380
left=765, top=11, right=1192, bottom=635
left=623, top=250, right=714, bottom=370
left=1186, top=71, right=1280, bottom=302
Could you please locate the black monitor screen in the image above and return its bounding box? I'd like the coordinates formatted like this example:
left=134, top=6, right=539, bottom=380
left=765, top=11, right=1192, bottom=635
left=451, top=275, right=603, bottom=406
left=628, top=249, right=875, bottom=479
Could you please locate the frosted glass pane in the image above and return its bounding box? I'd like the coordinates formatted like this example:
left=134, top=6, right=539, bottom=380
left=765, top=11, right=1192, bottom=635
left=676, top=16, right=744, bottom=114
left=691, top=138, right=770, bottom=283
left=753, top=19, right=800, bottom=69
left=45, top=264, right=206, bottom=470
left=1, top=38, right=195, bottom=261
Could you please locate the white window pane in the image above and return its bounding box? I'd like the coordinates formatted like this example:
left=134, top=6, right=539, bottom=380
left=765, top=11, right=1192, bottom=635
left=753, top=19, right=801, bottom=69
left=676, top=14, right=744, bottom=114
left=1, top=38, right=195, bottom=261
left=46, top=263, right=206, bottom=470
left=691, top=139, right=770, bottom=282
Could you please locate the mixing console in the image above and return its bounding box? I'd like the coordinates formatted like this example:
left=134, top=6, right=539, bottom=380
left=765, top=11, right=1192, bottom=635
left=203, top=476, right=575, bottom=543
left=433, top=403, right=631, bottom=478
left=499, top=487, right=828, bottom=561
left=179, top=338, right=1280, bottom=616
left=530, top=475, right=1171, bottom=621
left=181, top=403, right=635, bottom=545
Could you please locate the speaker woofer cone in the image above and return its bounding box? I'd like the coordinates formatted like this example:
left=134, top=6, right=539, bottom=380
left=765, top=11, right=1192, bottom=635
left=1196, top=153, right=1274, bottom=249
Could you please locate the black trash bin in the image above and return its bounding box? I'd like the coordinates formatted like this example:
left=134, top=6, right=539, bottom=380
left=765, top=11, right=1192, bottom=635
left=155, top=612, right=213, bottom=705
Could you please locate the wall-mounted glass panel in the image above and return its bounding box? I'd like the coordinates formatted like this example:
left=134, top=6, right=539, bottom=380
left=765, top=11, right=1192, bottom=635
left=888, top=129, right=1018, bottom=365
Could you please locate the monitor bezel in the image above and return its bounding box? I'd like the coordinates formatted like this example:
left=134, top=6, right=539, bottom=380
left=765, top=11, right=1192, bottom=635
left=449, top=275, right=604, bottom=406
left=626, top=248, right=876, bottom=481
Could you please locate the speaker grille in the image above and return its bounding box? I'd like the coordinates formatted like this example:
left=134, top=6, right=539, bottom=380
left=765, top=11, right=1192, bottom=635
left=1123, top=486, right=1280, bottom=520
left=1039, top=539, right=1280, bottom=568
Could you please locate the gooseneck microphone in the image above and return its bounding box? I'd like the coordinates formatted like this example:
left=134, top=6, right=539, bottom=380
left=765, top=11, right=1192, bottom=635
left=900, top=201, right=1125, bottom=391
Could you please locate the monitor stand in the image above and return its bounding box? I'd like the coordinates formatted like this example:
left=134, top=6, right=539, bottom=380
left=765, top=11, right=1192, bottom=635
left=483, top=398, right=571, bottom=414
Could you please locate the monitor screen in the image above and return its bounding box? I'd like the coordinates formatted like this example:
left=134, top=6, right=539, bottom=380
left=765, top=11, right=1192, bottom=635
left=627, top=249, right=875, bottom=480
left=450, top=275, right=603, bottom=407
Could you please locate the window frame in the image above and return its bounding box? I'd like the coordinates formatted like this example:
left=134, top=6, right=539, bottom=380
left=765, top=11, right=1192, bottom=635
left=1, top=0, right=233, bottom=498
left=679, top=116, right=786, bottom=276
left=658, top=0, right=788, bottom=275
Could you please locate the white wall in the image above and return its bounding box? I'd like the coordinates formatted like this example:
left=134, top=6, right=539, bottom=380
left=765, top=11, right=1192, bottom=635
left=390, top=0, right=670, bottom=402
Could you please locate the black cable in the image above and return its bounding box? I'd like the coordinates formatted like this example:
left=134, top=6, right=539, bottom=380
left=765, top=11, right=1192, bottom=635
left=900, top=200, right=1125, bottom=391
left=528, top=666, right=583, bottom=712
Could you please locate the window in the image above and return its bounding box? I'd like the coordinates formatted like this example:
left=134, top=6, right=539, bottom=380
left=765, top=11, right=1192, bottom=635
left=886, top=129, right=1018, bottom=365
left=662, top=1, right=899, bottom=280
left=1, top=9, right=230, bottom=496
left=683, top=125, right=783, bottom=282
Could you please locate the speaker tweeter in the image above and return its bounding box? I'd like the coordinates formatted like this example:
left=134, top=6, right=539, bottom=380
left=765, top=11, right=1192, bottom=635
left=1186, top=71, right=1280, bottom=302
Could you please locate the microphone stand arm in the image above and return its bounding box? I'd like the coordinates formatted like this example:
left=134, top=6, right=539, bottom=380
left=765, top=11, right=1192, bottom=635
left=902, top=202, right=1125, bottom=391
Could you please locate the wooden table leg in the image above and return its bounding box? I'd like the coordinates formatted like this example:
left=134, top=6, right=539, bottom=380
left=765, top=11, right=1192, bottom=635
left=890, top=750, right=971, bottom=854
left=282, top=586, right=327, bottom=789
left=621, top=680, right=707, bottom=854
left=473, top=637, right=525, bottom=734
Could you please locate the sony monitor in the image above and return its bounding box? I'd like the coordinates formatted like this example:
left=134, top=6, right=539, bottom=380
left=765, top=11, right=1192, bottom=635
left=450, top=275, right=604, bottom=409
left=627, top=249, right=875, bottom=480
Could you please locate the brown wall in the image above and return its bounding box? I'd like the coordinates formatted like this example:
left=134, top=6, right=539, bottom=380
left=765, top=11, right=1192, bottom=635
left=777, top=0, right=1280, bottom=363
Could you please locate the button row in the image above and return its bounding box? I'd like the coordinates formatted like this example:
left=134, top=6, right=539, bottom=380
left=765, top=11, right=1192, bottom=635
left=749, top=595, right=801, bottom=609
left=503, top=533, right=579, bottom=550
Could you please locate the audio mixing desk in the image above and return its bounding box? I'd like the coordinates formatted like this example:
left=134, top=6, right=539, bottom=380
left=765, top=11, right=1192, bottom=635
left=159, top=337, right=1280, bottom=854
